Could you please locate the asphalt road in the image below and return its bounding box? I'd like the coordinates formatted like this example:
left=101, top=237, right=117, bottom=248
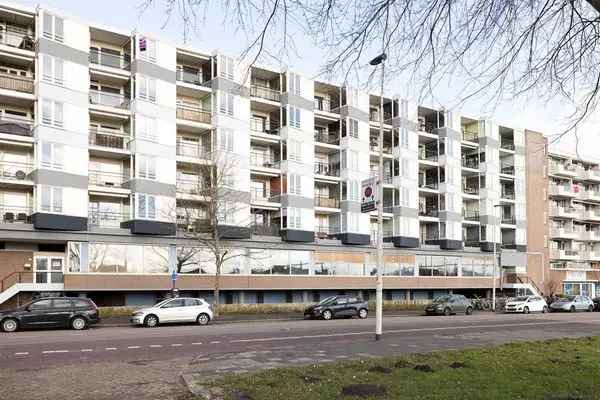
left=2, top=312, right=600, bottom=400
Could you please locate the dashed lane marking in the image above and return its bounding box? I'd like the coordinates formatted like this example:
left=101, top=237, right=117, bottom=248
left=171, top=344, right=183, bottom=347
left=149, top=345, right=162, bottom=348
left=127, top=346, right=141, bottom=349
left=209, top=341, right=221, bottom=344
left=42, top=350, right=69, bottom=354
left=191, top=342, right=203, bottom=345
left=105, top=347, right=117, bottom=351
left=14, top=352, right=29, bottom=355
left=81, top=349, right=93, bottom=352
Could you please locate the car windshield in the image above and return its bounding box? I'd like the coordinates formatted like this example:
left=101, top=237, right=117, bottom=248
left=153, top=299, right=173, bottom=308
left=514, top=296, right=529, bottom=302
left=565, top=296, right=576, bottom=301
left=317, top=296, right=337, bottom=305
left=432, top=295, right=452, bottom=303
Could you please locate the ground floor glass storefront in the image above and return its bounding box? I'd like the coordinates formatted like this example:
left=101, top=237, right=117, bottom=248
left=563, top=282, right=596, bottom=297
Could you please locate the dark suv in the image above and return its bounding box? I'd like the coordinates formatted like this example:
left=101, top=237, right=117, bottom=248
left=0, top=297, right=100, bottom=332
left=304, top=295, right=368, bottom=320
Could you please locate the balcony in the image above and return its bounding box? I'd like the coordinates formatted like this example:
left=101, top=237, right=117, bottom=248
left=369, top=110, right=392, bottom=124
left=578, top=168, right=600, bottom=182
left=550, top=248, right=579, bottom=260
left=88, top=170, right=129, bottom=188
left=549, top=162, right=578, bottom=177
left=314, top=130, right=339, bottom=145
left=581, top=230, right=600, bottom=241
left=550, top=227, right=577, bottom=239
left=89, top=128, right=129, bottom=151
left=250, top=85, right=280, bottom=102
left=88, top=210, right=128, bottom=228
left=0, top=115, right=33, bottom=137
left=250, top=153, right=280, bottom=169
left=463, top=210, right=480, bottom=221
left=251, top=118, right=279, bottom=136
left=462, top=157, right=479, bottom=169
left=501, top=190, right=515, bottom=200
left=582, top=250, right=600, bottom=262
left=501, top=217, right=516, bottom=225
left=176, top=178, right=206, bottom=195
left=420, top=209, right=439, bottom=218
left=314, top=161, right=340, bottom=177
left=418, top=121, right=436, bottom=134
left=500, top=164, right=515, bottom=175
left=176, top=142, right=210, bottom=160
left=500, top=141, right=515, bottom=151
left=549, top=205, right=578, bottom=219
left=370, top=141, right=392, bottom=153
left=582, top=209, right=600, bottom=222
left=549, top=184, right=575, bottom=197
left=462, top=130, right=479, bottom=142
left=176, top=69, right=210, bottom=87
left=89, top=90, right=130, bottom=109
left=462, top=185, right=479, bottom=195
left=316, top=225, right=340, bottom=239
left=314, top=98, right=338, bottom=113
left=0, top=160, right=32, bottom=181
left=0, top=72, right=33, bottom=94
left=419, top=181, right=439, bottom=190
left=176, top=104, right=211, bottom=124
left=464, top=239, right=480, bottom=247
left=418, top=148, right=439, bottom=162
left=314, top=196, right=340, bottom=208
left=579, top=189, right=600, bottom=203
left=0, top=204, right=32, bottom=223
left=0, top=26, right=34, bottom=51
left=89, top=49, right=130, bottom=70
left=251, top=189, right=280, bottom=204
left=251, top=223, right=280, bottom=237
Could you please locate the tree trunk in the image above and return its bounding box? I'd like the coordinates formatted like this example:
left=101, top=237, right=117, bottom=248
left=213, top=261, right=221, bottom=317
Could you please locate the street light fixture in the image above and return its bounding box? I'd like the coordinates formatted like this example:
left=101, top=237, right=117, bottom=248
left=492, top=203, right=503, bottom=312
left=369, top=52, right=387, bottom=341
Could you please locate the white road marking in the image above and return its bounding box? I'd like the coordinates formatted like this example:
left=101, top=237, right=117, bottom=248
left=127, top=346, right=141, bottom=349
left=14, top=352, right=29, bottom=355
left=228, top=321, right=571, bottom=344
left=149, top=345, right=162, bottom=348
left=42, top=350, right=69, bottom=354
left=105, top=347, right=117, bottom=351
left=81, top=349, right=93, bottom=352
left=209, top=341, right=221, bottom=344
left=171, top=344, right=183, bottom=347
left=191, top=342, right=203, bottom=345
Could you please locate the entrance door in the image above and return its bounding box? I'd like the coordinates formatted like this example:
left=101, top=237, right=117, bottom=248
left=35, top=256, right=64, bottom=284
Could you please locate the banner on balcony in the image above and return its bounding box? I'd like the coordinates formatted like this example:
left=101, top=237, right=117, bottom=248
left=361, top=177, right=377, bottom=213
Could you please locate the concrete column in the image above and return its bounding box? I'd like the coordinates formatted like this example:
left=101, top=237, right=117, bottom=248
left=239, top=291, right=245, bottom=304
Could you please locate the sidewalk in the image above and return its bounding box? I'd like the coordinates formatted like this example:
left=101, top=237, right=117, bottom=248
left=97, top=310, right=424, bottom=327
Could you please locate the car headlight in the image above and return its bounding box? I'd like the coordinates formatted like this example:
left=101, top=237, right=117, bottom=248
left=132, top=312, right=144, bottom=317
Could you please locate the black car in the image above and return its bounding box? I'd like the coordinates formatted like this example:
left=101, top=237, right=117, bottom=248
left=0, top=297, right=100, bottom=332
left=304, top=295, right=368, bottom=320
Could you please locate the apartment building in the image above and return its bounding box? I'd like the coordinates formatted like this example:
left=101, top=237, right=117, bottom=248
left=0, top=2, right=533, bottom=307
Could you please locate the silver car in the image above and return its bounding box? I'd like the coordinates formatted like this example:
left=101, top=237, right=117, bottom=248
left=549, top=295, right=594, bottom=312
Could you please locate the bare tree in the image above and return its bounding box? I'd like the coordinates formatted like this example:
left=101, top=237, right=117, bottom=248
left=145, top=0, right=600, bottom=143
left=175, top=147, right=254, bottom=315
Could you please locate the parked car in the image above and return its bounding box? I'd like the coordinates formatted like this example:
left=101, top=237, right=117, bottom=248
left=0, top=297, right=99, bottom=332
left=303, top=295, right=369, bottom=320
left=550, top=295, right=594, bottom=312
left=593, top=297, right=600, bottom=311
left=424, top=294, right=473, bottom=316
left=504, top=295, right=548, bottom=314
left=130, top=297, right=213, bottom=327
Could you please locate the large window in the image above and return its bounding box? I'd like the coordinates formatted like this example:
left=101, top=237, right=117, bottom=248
left=42, top=55, right=64, bottom=85
left=41, top=99, right=63, bottom=128
left=88, top=244, right=169, bottom=273
left=249, top=249, right=312, bottom=275
left=418, top=255, right=464, bottom=277
left=137, top=193, right=156, bottom=219
left=41, top=142, right=64, bottom=169
left=314, top=252, right=365, bottom=276
left=40, top=186, right=62, bottom=213
left=462, top=256, right=494, bottom=277
left=137, top=75, right=156, bottom=102
left=43, top=13, right=63, bottom=42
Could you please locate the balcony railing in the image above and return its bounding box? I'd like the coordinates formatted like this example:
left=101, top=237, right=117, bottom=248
left=462, top=157, right=479, bottom=169
left=314, top=161, right=340, bottom=177
left=251, top=188, right=280, bottom=203
left=501, top=241, right=517, bottom=249
left=0, top=204, right=32, bottom=223
left=177, top=178, right=207, bottom=194
left=88, top=170, right=129, bottom=188
left=420, top=209, right=439, bottom=217
left=250, top=152, right=280, bottom=169
left=501, top=165, right=515, bottom=175
left=500, top=141, right=515, bottom=151
left=316, top=225, right=341, bottom=239
left=0, top=26, right=34, bottom=50
left=419, top=181, right=439, bottom=190
left=250, top=85, right=280, bottom=102
left=89, top=90, right=130, bottom=109
left=0, top=160, right=32, bottom=180
left=464, top=239, right=480, bottom=247
left=418, top=121, right=436, bottom=134
left=369, top=111, right=393, bottom=123
left=462, top=130, right=479, bottom=142
left=89, top=50, right=130, bottom=70
left=501, top=190, right=515, bottom=199
left=176, top=69, right=210, bottom=87
left=89, top=128, right=129, bottom=150
left=314, top=196, right=340, bottom=208
left=314, top=98, right=338, bottom=112
left=314, top=130, right=340, bottom=145
left=251, top=223, right=280, bottom=237
left=463, top=210, right=480, bottom=221
left=88, top=210, right=128, bottom=228
left=0, top=72, right=33, bottom=93
left=419, top=148, right=439, bottom=161
left=502, top=217, right=516, bottom=225
left=0, top=115, right=33, bottom=137
left=176, top=141, right=210, bottom=159
left=462, top=186, right=479, bottom=195
left=370, top=141, right=392, bottom=153
left=176, top=104, right=211, bottom=124
left=250, top=118, right=279, bottom=135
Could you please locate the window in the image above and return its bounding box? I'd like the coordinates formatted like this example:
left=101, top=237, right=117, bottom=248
left=40, top=186, right=63, bottom=213
left=136, top=115, right=157, bottom=141
left=400, top=159, right=409, bottom=178
left=41, top=100, right=63, bottom=128
left=287, top=207, right=302, bottom=229
left=137, top=75, right=156, bottom=102
left=30, top=299, right=53, bottom=310
left=185, top=298, right=201, bottom=307
left=348, top=118, right=359, bottom=138
left=345, top=212, right=360, bottom=232
left=347, top=180, right=359, bottom=201
left=217, top=128, right=234, bottom=152
left=217, top=200, right=235, bottom=224
left=400, top=187, right=410, bottom=207
left=219, top=93, right=234, bottom=116
left=162, top=299, right=185, bottom=308
left=219, top=56, right=234, bottom=80
left=41, top=142, right=64, bottom=169
left=137, top=156, right=156, bottom=179
left=43, top=13, right=63, bottom=42
left=137, top=193, right=156, bottom=219
left=289, top=106, right=301, bottom=129
left=72, top=299, right=90, bottom=308
left=347, top=88, right=360, bottom=107
left=288, top=139, right=302, bottom=161
left=53, top=298, right=72, bottom=308
left=400, top=128, right=409, bottom=148
left=42, top=55, right=64, bottom=85
left=288, top=72, right=301, bottom=95
left=138, top=37, right=157, bottom=62
left=289, top=174, right=302, bottom=195
left=345, top=150, right=359, bottom=170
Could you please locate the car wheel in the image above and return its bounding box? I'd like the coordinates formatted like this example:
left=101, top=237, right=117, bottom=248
left=322, top=310, right=332, bottom=320
left=542, top=306, right=548, bottom=313
left=1, top=318, right=18, bottom=333
left=443, top=307, right=451, bottom=316
left=588, top=305, right=594, bottom=312
left=70, top=316, right=87, bottom=330
left=196, top=313, right=210, bottom=326
left=466, top=306, right=473, bottom=315
left=523, top=306, right=530, bottom=314
left=144, top=314, right=159, bottom=327
left=358, top=308, right=368, bottom=319
left=570, top=305, right=576, bottom=313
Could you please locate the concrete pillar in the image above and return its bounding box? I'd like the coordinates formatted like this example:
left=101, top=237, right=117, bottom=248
left=239, top=291, right=245, bottom=304
left=406, top=289, right=411, bottom=301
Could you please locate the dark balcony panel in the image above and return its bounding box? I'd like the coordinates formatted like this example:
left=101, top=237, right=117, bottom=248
left=337, top=232, right=370, bottom=245
left=281, top=229, right=314, bottom=242
left=122, top=220, right=176, bottom=235
left=516, top=244, right=527, bottom=252
left=392, top=236, right=420, bottom=248
left=440, top=239, right=464, bottom=250
left=251, top=224, right=280, bottom=237
left=0, top=118, right=33, bottom=137
left=217, top=225, right=251, bottom=239
left=32, top=213, right=87, bottom=231
left=480, top=241, right=501, bottom=252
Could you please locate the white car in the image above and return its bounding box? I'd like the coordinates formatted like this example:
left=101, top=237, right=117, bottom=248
left=130, top=297, right=213, bottom=327
left=504, top=295, right=548, bottom=314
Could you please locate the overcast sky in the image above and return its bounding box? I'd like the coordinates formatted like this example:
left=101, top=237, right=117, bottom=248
left=20, top=0, right=600, bottom=160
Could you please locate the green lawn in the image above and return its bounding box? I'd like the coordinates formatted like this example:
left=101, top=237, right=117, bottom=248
left=208, top=337, right=600, bottom=400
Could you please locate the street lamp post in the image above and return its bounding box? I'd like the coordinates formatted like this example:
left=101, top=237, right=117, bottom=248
left=492, top=204, right=502, bottom=312
left=370, top=52, right=387, bottom=341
